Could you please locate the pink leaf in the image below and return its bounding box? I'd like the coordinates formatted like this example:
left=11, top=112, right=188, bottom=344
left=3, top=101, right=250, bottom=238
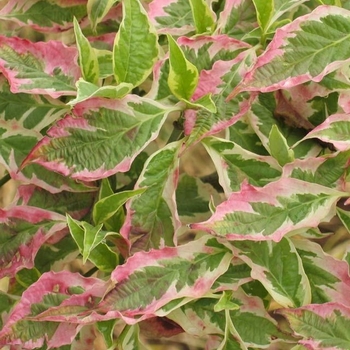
left=13, top=237, right=232, bottom=326
left=148, top=0, right=195, bottom=36
left=0, top=206, right=66, bottom=278
left=21, top=97, right=176, bottom=181
left=0, top=36, right=80, bottom=98
left=300, top=114, right=350, bottom=151
left=293, top=239, right=350, bottom=307
left=216, top=0, right=257, bottom=39
left=0, top=271, right=106, bottom=348
left=230, top=5, right=350, bottom=97
left=184, top=50, right=256, bottom=144
left=190, top=178, right=343, bottom=241
left=278, top=302, right=350, bottom=349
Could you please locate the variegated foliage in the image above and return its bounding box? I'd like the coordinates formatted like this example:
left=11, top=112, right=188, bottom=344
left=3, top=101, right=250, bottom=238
left=1, top=0, right=350, bottom=349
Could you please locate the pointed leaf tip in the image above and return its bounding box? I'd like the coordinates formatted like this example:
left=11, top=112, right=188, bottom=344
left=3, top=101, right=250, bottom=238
left=113, top=0, right=159, bottom=87
left=167, top=34, right=199, bottom=101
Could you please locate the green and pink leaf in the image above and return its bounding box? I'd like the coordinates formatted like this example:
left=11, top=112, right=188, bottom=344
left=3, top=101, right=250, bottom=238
left=99, top=236, right=232, bottom=322
left=279, top=302, right=350, bottom=349
left=0, top=36, right=80, bottom=98
left=0, top=271, right=107, bottom=348
left=293, top=239, right=350, bottom=306
left=184, top=51, right=256, bottom=144
left=232, top=238, right=311, bottom=307
left=300, top=114, right=350, bottom=151
left=121, top=142, right=181, bottom=253
left=16, top=236, right=232, bottom=325
left=22, top=97, right=178, bottom=181
left=170, top=288, right=288, bottom=347
left=190, top=178, right=344, bottom=241
left=202, top=136, right=281, bottom=194
left=148, top=0, right=195, bottom=35
left=0, top=206, right=66, bottom=278
left=233, top=6, right=350, bottom=95
left=0, top=0, right=87, bottom=32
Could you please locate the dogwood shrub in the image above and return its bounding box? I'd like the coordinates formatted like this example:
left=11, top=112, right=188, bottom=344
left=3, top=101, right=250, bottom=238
left=1, top=0, right=350, bottom=348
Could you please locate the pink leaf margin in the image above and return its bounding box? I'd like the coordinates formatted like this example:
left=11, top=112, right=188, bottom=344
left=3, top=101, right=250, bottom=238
left=22, top=96, right=175, bottom=181
left=230, top=5, right=350, bottom=97
left=0, top=206, right=66, bottom=278
left=278, top=302, right=350, bottom=349
left=0, top=271, right=107, bottom=349
left=0, top=36, right=80, bottom=98
left=0, top=0, right=87, bottom=32
left=300, top=114, right=350, bottom=151
left=13, top=236, right=232, bottom=326
left=190, top=178, right=343, bottom=242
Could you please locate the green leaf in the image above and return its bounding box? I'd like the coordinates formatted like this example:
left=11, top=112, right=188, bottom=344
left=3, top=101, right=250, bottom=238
left=220, top=312, right=247, bottom=350
left=337, top=207, right=350, bottom=232
left=68, top=78, right=132, bottom=105
left=98, top=178, right=115, bottom=200
left=189, top=0, right=215, bottom=34
left=268, top=125, right=295, bottom=166
left=233, top=238, right=311, bottom=307
left=268, top=0, right=308, bottom=34
left=87, top=0, right=117, bottom=32
left=172, top=289, right=288, bottom=348
left=229, top=116, right=269, bottom=155
left=203, top=136, right=281, bottom=194
left=67, top=215, right=103, bottom=261
left=15, top=268, right=41, bottom=289
left=214, top=291, right=240, bottom=312
left=122, top=142, right=181, bottom=251
left=34, top=235, right=79, bottom=273
left=67, top=215, right=118, bottom=271
left=97, top=319, right=117, bottom=348
left=73, top=17, right=99, bottom=85
left=95, top=179, right=127, bottom=233
left=113, top=0, right=159, bottom=86
left=167, top=34, right=198, bottom=101
left=0, top=0, right=87, bottom=31
left=252, top=0, right=273, bottom=33
left=0, top=292, right=17, bottom=329
left=249, top=93, right=322, bottom=158
left=186, top=93, right=217, bottom=113
left=90, top=244, right=119, bottom=273
left=93, top=188, right=146, bottom=225
left=176, top=174, right=210, bottom=218
left=116, top=325, right=145, bottom=350
left=280, top=304, right=350, bottom=349
left=95, top=49, right=114, bottom=78
left=212, top=260, right=252, bottom=291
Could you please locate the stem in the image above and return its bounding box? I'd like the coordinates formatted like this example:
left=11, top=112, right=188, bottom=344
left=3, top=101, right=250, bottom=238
left=83, top=266, right=98, bottom=277
left=168, top=121, right=184, bottom=143
left=0, top=173, right=11, bottom=188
